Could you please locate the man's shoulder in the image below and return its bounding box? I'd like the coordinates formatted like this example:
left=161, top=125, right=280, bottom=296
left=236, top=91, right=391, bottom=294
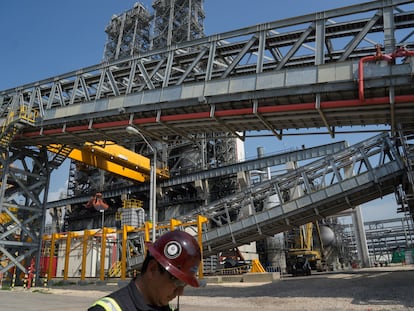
left=88, top=296, right=122, bottom=311
left=87, top=304, right=105, bottom=311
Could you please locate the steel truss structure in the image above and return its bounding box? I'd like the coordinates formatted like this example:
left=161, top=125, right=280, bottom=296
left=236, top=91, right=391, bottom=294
left=77, top=0, right=227, bottom=233
left=103, top=0, right=205, bottom=60
left=104, top=2, right=152, bottom=61
left=193, top=133, right=411, bottom=255
left=152, top=0, right=205, bottom=49
left=1, top=0, right=414, bottom=145
left=342, top=216, right=414, bottom=263
left=112, top=132, right=413, bottom=268
left=1, top=0, right=414, bottom=278
left=0, top=147, right=52, bottom=274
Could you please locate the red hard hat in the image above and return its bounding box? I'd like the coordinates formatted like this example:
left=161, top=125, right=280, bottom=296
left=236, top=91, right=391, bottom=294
left=146, top=230, right=201, bottom=287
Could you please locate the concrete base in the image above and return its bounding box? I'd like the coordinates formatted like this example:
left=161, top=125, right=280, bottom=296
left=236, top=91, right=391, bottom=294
left=48, top=272, right=280, bottom=287
left=204, top=272, right=280, bottom=284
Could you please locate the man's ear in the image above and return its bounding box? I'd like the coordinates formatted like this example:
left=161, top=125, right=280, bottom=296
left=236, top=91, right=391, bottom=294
left=147, top=259, right=159, bottom=278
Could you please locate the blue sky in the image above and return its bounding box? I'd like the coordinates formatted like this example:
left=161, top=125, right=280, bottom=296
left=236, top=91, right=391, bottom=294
left=0, top=0, right=402, bottom=221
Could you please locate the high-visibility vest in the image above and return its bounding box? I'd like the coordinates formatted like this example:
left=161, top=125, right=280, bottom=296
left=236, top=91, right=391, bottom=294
left=91, top=296, right=177, bottom=311
left=91, top=297, right=122, bottom=311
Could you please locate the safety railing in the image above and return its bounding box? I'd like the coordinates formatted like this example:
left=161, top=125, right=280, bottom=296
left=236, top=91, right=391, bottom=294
left=0, top=103, right=38, bottom=148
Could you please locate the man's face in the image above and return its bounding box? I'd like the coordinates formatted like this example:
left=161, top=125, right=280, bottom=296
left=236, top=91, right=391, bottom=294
left=149, top=260, right=186, bottom=306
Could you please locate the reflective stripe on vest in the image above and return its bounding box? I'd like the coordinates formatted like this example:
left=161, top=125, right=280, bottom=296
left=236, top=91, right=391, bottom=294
left=92, top=297, right=122, bottom=311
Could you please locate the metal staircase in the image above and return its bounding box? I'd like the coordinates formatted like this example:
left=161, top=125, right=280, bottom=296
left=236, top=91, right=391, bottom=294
left=0, top=103, right=37, bottom=149
left=47, top=144, right=73, bottom=169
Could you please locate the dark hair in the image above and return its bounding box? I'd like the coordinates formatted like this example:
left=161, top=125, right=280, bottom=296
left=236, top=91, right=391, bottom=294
left=141, top=251, right=168, bottom=276
left=141, top=252, right=153, bottom=273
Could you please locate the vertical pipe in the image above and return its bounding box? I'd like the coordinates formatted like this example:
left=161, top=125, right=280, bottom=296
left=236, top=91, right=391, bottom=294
left=167, top=0, right=175, bottom=46
left=144, top=222, right=151, bottom=242
left=48, top=233, right=57, bottom=281
left=197, top=215, right=207, bottom=279
left=81, top=230, right=91, bottom=281
left=64, top=233, right=72, bottom=280
left=351, top=206, right=371, bottom=268
left=100, top=228, right=107, bottom=281
left=187, top=0, right=192, bottom=41
left=36, top=150, right=51, bottom=286
left=121, top=225, right=127, bottom=280
left=151, top=152, right=157, bottom=242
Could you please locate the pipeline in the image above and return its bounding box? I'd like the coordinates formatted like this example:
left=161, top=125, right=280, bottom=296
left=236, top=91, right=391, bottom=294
left=17, top=46, right=414, bottom=140
left=20, top=93, right=414, bottom=139
left=359, top=45, right=414, bottom=101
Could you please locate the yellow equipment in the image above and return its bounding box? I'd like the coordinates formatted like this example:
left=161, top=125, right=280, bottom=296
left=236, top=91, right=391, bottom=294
left=47, top=141, right=169, bottom=182
left=286, top=222, right=326, bottom=274
left=250, top=259, right=266, bottom=273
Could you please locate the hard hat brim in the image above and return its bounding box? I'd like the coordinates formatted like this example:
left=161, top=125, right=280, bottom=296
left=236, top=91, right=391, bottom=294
left=145, top=241, right=200, bottom=287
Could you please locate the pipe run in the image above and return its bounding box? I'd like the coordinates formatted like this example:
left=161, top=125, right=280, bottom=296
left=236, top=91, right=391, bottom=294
left=359, top=45, right=414, bottom=102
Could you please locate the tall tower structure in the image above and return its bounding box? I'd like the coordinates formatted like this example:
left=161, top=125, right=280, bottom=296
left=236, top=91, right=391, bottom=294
left=152, top=0, right=205, bottom=49
left=104, top=2, right=152, bottom=61
left=65, top=0, right=243, bottom=230
left=103, top=0, right=205, bottom=61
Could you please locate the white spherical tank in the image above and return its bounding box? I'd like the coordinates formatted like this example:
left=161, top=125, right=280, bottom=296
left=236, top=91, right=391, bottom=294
left=320, top=225, right=335, bottom=247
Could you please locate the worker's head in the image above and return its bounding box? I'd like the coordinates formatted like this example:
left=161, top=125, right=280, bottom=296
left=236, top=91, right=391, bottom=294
left=140, top=230, right=202, bottom=306
left=145, top=230, right=201, bottom=287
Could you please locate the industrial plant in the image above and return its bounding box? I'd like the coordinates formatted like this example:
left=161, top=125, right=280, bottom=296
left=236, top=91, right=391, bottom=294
left=1, top=0, right=413, bottom=286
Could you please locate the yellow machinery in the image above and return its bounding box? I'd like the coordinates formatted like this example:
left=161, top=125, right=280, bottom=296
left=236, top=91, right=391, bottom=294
left=0, top=207, right=17, bottom=225
left=47, top=141, right=169, bottom=182
left=41, top=215, right=208, bottom=281
left=286, top=222, right=325, bottom=274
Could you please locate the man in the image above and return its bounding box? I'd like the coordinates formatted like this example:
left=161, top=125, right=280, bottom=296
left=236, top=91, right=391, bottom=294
left=89, top=230, right=202, bottom=311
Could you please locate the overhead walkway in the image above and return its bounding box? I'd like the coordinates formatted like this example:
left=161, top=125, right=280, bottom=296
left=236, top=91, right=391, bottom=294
left=124, top=132, right=412, bottom=269
left=192, top=133, right=410, bottom=256
left=1, top=0, right=414, bottom=146
left=46, top=140, right=348, bottom=209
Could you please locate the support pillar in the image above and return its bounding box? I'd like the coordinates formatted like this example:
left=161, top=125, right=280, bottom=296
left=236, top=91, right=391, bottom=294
left=351, top=206, right=371, bottom=268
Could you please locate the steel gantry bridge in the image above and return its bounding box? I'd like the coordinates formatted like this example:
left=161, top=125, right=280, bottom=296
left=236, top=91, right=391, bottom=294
left=1, top=0, right=414, bottom=276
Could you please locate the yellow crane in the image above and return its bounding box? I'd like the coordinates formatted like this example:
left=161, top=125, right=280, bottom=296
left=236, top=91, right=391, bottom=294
left=47, top=141, right=169, bottom=182
left=286, top=222, right=326, bottom=275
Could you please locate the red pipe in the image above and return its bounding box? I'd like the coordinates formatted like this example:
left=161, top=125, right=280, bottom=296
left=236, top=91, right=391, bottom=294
left=359, top=45, right=414, bottom=101
left=358, top=55, right=377, bottom=101
left=20, top=46, right=414, bottom=140
left=21, top=94, right=414, bottom=139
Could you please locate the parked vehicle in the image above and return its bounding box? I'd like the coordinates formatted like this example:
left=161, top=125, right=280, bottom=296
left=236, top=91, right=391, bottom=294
left=291, top=255, right=311, bottom=276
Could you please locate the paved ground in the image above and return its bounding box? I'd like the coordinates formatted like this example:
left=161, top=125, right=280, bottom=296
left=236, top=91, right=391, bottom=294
left=1, top=265, right=414, bottom=311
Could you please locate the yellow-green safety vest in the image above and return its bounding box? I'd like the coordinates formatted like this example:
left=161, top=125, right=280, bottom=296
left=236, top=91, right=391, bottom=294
left=91, top=297, right=122, bottom=311
left=91, top=296, right=177, bottom=311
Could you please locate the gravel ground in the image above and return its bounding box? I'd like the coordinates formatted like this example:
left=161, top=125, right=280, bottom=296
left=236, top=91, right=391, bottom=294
left=3, top=265, right=414, bottom=310
left=179, top=266, right=414, bottom=311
